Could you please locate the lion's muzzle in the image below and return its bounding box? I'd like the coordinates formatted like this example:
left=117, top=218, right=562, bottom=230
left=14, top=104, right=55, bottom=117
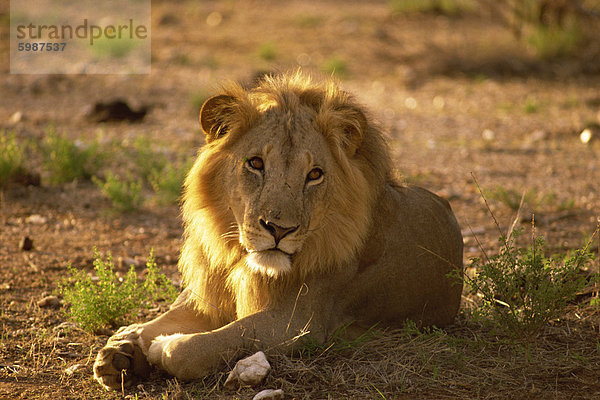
left=258, top=219, right=299, bottom=246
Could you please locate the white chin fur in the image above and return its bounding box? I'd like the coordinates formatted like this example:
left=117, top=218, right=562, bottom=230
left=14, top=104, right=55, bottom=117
left=246, top=251, right=292, bottom=278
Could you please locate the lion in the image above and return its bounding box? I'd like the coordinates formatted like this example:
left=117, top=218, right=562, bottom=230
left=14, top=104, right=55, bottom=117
left=93, top=71, right=463, bottom=390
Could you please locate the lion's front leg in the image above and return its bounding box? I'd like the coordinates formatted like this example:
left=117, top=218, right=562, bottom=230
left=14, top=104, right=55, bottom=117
left=93, top=290, right=218, bottom=390
left=146, top=307, right=328, bottom=381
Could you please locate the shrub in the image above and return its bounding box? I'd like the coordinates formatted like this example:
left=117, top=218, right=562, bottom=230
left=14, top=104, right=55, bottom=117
left=466, top=229, right=596, bottom=342
left=93, top=172, right=143, bottom=212
left=0, top=131, right=24, bottom=188
left=59, top=249, right=178, bottom=332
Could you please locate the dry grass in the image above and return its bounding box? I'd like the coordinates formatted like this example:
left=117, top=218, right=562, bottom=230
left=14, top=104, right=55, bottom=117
left=97, top=308, right=600, bottom=399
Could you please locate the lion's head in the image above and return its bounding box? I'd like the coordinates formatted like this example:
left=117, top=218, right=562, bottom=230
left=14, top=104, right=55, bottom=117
left=179, top=71, right=392, bottom=314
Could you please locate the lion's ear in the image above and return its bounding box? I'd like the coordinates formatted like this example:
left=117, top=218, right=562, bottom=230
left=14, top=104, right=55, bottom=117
left=336, top=105, right=368, bottom=156
left=199, top=95, right=236, bottom=142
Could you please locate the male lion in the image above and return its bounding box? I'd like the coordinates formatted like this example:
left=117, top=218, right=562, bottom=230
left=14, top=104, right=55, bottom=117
left=94, top=71, right=463, bottom=390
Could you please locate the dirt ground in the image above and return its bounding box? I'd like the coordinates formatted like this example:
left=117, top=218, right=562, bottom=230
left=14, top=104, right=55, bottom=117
left=1, top=1, right=600, bottom=399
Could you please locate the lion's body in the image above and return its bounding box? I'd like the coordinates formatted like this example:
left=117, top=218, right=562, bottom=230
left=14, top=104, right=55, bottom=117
left=94, top=72, right=463, bottom=389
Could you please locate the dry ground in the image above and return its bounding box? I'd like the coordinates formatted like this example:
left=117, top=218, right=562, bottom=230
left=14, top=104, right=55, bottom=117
left=1, top=1, right=600, bottom=399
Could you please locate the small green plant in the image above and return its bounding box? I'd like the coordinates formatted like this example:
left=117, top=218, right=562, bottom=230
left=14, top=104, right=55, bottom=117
left=523, top=97, right=541, bottom=114
left=257, top=41, right=277, bottom=61
left=466, top=229, right=596, bottom=343
left=173, top=53, right=191, bottom=66
left=149, top=160, right=191, bottom=205
left=389, top=0, right=472, bottom=15
left=132, top=136, right=167, bottom=180
left=527, top=20, right=582, bottom=59
left=40, top=128, right=101, bottom=183
left=93, top=173, right=143, bottom=212
left=295, top=15, right=324, bottom=28
left=322, top=57, right=349, bottom=78
left=90, top=36, right=137, bottom=59
left=0, top=130, right=24, bottom=188
left=59, top=248, right=177, bottom=332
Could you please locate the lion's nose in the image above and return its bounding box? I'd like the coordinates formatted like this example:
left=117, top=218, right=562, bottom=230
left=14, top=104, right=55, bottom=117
left=259, top=219, right=298, bottom=245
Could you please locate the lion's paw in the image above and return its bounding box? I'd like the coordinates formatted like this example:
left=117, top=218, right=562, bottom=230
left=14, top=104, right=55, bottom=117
left=93, top=325, right=152, bottom=390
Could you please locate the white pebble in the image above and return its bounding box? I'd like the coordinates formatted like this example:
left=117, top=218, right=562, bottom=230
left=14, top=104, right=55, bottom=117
left=580, top=128, right=593, bottom=144
left=482, top=129, right=496, bottom=141
left=224, top=351, right=271, bottom=388
left=253, top=389, right=284, bottom=400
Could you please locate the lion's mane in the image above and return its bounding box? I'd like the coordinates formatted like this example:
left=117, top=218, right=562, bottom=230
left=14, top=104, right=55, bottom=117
left=179, top=72, right=392, bottom=323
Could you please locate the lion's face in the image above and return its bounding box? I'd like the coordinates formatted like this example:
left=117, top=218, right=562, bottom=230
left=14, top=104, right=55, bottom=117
left=227, top=109, right=332, bottom=277
left=182, top=73, right=388, bottom=282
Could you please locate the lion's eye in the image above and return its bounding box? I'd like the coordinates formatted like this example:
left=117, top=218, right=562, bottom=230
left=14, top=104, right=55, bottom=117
left=307, top=168, right=323, bottom=181
left=247, top=157, right=264, bottom=171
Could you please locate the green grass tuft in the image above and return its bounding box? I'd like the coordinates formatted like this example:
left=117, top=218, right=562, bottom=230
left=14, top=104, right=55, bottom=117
left=0, top=130, right=24, bottom=188
left=93, top=173, right=143, bottom=212
left=132, top=136, right=168, bottom=180
left=322, top=57, right=349, bottom=78
left=149, top=159, right=191, bottom=205
left=527, top=22, right=582, bottom=59
left=389, top=0, right=473, bottom=16
left=257, top=41, right=277, bottom=61
left=90, top=36, right=138, bottom=59
left=40, top=128, right=102, bottom=184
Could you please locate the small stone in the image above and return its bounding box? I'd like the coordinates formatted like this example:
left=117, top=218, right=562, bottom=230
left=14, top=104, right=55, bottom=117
left=64, top=363, right=85, bottom=376
left=37, top=295, right=61, bottom=308
left=20, top=236, right=34, bottom=251
left=26, top=214, right=47, bottom=225
left=118, top=256, right=141, bottom=268
left=530, top=129, right=547, bottom=142
left=580, top=128, right=593, bottom=144
left=482, top=129, right=496, bottom=141
left=53, top=321, right=78, bottom=332
left=206, top=11, right=223, bottom=27
left=224, top=351, right=271, bottom=388
left=9, top=111, right=22, bottom=125
left=253, top=389, right=284, bottom=400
